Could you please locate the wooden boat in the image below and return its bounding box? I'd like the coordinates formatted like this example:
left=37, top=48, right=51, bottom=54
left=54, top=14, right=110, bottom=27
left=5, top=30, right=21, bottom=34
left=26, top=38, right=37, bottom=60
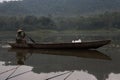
left=8, top=40, right=111, bottom=49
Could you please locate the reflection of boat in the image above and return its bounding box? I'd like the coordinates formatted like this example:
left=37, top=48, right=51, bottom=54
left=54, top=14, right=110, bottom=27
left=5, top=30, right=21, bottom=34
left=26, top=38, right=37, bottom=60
left=2, top=47, right=119, bottom=80
left=8, top=40, right=111, bottom=49
left=7, top=48, right=112, bottom=80
left=8, top=49, right=111, bottom=61
left=2, top=48, right=117, bottom=80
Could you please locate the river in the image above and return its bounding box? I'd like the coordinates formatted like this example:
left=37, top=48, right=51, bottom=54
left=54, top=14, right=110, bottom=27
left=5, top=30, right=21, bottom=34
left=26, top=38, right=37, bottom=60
left=0, top=42, right=120, bottom=80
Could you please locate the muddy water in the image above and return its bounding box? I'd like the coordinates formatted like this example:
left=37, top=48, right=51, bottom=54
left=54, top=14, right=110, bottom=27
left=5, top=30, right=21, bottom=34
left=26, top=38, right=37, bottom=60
left=0, top=44, right=120, bottom=80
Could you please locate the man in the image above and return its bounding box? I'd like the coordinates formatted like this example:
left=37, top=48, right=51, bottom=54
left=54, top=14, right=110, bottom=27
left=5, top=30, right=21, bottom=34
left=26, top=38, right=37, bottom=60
left=16, top=29, right=26, bottom=44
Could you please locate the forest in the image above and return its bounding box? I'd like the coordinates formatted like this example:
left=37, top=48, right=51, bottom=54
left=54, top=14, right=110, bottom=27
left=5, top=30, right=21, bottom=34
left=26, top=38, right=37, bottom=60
left=0, top=11, right=120, bottom=31
left=0, top=0, right=120, bottom=16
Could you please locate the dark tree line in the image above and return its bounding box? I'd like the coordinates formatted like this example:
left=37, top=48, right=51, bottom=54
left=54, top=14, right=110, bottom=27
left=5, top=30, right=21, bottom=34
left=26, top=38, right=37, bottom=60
left=55, top=11, right=120, bottom=30
left=0, top=12, right=120, bottom=31
left=0, top=16, right=56, bottom=31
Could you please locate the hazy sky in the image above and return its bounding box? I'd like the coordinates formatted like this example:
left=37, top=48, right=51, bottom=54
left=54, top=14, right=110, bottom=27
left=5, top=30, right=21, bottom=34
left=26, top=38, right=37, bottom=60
left=0, top=0, right=22, bottom=3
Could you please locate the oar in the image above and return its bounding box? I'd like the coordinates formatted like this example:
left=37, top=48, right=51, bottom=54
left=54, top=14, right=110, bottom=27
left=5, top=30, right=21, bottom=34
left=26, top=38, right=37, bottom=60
left=26, top=35, right=36, bottom=43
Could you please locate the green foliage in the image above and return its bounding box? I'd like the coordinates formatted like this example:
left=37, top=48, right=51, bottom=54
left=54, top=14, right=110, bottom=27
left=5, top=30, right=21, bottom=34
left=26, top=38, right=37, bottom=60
left=0, top=16, right=56, bottom=31
left=0, top=12, right=120, bottom=31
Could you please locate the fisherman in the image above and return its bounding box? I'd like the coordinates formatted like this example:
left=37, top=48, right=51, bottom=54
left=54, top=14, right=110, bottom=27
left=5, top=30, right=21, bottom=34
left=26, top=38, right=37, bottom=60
left=16, top=28, right=26, bottom=44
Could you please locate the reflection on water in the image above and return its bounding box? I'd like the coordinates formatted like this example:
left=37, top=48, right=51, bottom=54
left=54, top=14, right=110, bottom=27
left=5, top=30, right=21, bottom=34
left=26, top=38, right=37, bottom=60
left=0, top=47, right=120, bottom=80
left=8, top=49, right=111, bottom=65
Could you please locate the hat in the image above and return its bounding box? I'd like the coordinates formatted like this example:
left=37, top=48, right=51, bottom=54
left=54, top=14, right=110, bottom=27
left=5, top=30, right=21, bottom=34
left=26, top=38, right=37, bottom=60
left=17, top=29, right=23, bottom=32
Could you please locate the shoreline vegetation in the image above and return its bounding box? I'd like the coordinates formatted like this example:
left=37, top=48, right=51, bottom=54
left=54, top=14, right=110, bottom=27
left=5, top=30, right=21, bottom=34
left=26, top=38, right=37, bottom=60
left=0, top=12, right=120, bottom=45
left=0, top=30, right=120, bottom=48
left=0, top=11, right=120, bottom=31
left=0, top=30, right=119, bottom=43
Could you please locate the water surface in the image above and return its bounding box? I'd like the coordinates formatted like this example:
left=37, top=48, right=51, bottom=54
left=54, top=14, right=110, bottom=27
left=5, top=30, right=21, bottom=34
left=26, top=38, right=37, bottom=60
left=0, top=44, right=120, bottom=80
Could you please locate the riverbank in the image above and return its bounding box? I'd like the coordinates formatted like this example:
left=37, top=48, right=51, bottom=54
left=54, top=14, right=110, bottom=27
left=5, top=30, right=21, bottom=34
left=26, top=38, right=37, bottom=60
left=0, top=29, right=120, bottom=43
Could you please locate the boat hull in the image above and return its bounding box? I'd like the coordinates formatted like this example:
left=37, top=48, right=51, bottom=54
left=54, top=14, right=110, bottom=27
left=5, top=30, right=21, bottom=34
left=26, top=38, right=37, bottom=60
left=8, top=40, right=111, bottom=49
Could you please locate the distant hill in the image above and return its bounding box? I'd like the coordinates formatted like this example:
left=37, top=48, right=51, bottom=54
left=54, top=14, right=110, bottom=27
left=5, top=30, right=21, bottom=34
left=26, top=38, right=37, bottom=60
left=0, top=0, right=120, bottom=16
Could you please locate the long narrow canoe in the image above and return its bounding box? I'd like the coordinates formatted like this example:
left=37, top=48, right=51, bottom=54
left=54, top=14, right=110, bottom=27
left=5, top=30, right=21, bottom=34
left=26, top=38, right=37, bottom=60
left=8, top=40, right=111, bottom=49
